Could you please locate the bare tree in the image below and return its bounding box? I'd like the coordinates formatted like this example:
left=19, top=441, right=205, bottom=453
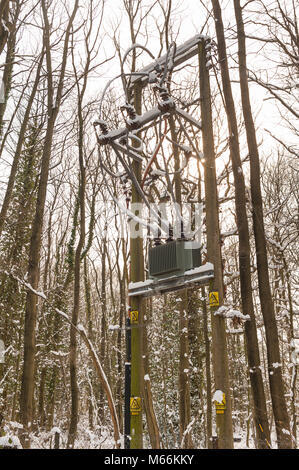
left=233, top=0, right=293, bottom=449
left=0, top=50, right=44, bottom=237
left=210, top=0, right=272, bottom=448
left=19, top=0, right=79, bottom=448
left=247, top=0, right=298, bottom=147
left=0, top=0, right=13, bottom=54
left=199, top=37, right=234, bottom=449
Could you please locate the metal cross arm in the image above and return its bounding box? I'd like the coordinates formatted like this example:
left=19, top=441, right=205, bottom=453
left=129, top=33, right=210, bottom=90
left=95, top=104, right=202, bottom=148
left=95, top=106, right=164, bottom=145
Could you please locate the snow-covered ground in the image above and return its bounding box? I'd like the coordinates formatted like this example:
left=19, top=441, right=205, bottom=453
left=1, top=419, right=290, bottom=449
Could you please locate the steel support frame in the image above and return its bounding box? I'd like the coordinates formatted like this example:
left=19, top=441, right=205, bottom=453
left=95, top=33, right=213, bottom=450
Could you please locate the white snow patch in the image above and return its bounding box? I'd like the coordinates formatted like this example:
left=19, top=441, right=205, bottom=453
left=0, top=435, right=22, bottom=448
left=51, top=350, right=68, bottom=357
left=184, top=262, right=214, bottom=276
left=9, top=421, right=23, bottom=429
left=55, top=309, right=69, bottom=321
left=51, top=427, right=61, bottom=435
left=226, top=328, right=243, bottom=334
left=282, top=428, right=291, bottom=435
left=213, top=390, right=224, bottom=403
left=129, top=279, right=154, bottom=290
left=214, top=305, right=250, bottom=321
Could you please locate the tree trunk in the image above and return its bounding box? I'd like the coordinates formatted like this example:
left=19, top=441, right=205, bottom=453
left=84, top=258, right=94, bottom=430
left=198, top=40, right=234, bottom=449
left=0, top=51, right=43, bottom=237
left=19, top=117, right=56, bottom=448
left=167, top=113, right=193, bottom=448
left=211, top=0, right=272, bottom=448
left=0, top=1, right=20, bottom=137
left=19, top=0, right=79, bottom=447
left=233, top=0, right=293, bottom=448
left=67, top=85, right=86, bottom=450
left=142, top=308, right=161, bottom=449
left=202, top=287, right=213, bottom=448
left=98, top=238, right=107, bottom=423
left=67, top=181, right=85, bottom=448
left=0, top=0, right=10, bottom=54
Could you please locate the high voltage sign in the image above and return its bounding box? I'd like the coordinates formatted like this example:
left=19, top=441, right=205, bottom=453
left=215, top=393, right=226, bottom=415
left=130, top=310, right=139, bottom=323
left=130, top=397, right=141, bottom=415
left=209, top=291, right=219, bottom=307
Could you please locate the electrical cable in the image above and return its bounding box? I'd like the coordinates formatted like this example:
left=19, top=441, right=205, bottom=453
left=159, top=42, right=177, bottom=87
left=98, top=71, right=149, bottom=119
left=141, top=118, right=168, bottom=189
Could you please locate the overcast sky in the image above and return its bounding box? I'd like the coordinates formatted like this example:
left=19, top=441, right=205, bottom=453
left=96, top=0, right=286, bottom=156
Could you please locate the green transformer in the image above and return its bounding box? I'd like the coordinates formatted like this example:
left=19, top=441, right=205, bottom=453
left=148, top=240, right=201, bottom=280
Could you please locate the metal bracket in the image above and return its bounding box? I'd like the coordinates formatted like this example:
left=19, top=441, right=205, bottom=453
left=128, top=263, right=214, bottom=298
left=129, top=34, right=208, bottom=90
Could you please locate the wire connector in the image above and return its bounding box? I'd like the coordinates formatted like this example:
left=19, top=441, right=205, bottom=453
left=94, top=118, right=110, bottom=145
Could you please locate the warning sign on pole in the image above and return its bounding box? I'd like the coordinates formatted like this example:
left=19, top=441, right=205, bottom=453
left=209, top=291, right=219, bottom=307
left=215, top=392, right=226, bottom=415
left=130, top=397, right=141, bottom=415
left=130, top=310, right=139, bottom=323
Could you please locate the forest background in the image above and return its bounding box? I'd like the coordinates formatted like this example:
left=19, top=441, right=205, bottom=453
left=0, top=0, right=298, bottom=450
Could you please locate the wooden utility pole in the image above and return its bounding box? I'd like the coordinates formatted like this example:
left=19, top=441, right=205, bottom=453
left=198, top=41, right=234, bottom=449
left=129, top=81, right=144, bottom=449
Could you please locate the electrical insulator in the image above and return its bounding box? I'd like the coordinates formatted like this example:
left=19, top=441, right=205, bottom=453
left=154, top=85, right=175, bottom=112
left=120, top=102, right=140, bottom=130
left=94, top=118, right=109, bottom=135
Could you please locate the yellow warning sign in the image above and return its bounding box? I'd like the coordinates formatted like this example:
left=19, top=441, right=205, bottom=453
left=130, top=397, right=141, bottom=415
left=209, top=291, right=219, bottom=307
left=130, top=310, right=139, bottom=323
left=215, top=393, right=226, bottom=415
